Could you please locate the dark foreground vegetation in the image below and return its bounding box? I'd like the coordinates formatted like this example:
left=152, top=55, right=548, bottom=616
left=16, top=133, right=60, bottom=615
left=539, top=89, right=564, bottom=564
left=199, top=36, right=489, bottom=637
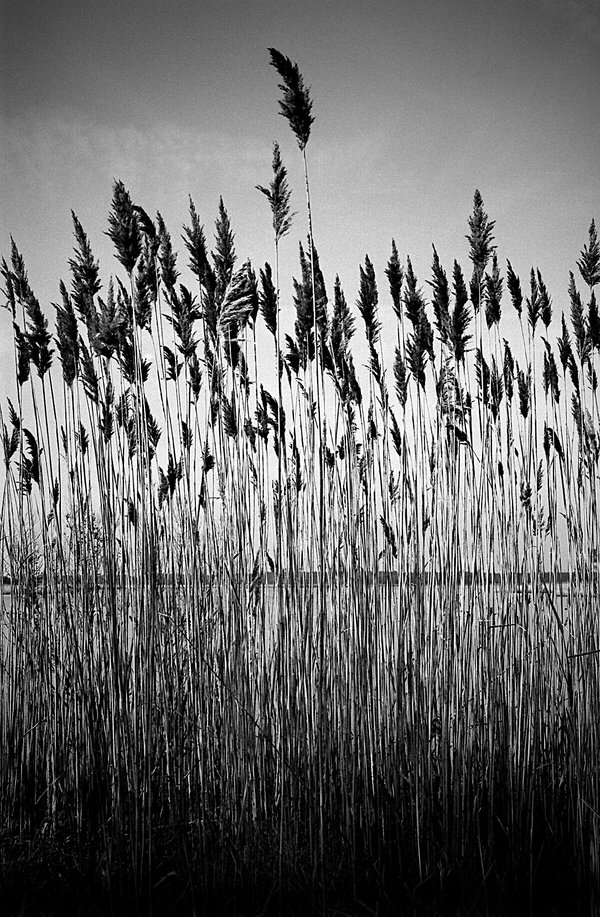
left=1, top=50, right=599, bottom=915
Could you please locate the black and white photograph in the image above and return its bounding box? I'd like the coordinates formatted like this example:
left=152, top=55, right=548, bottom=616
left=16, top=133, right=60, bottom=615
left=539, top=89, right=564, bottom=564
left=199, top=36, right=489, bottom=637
left=1, top=1, right=599, bottom=914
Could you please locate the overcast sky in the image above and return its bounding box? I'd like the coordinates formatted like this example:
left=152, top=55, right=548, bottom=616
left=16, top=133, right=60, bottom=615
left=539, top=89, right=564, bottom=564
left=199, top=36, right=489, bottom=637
left=1, top=0, right=599, bottom=392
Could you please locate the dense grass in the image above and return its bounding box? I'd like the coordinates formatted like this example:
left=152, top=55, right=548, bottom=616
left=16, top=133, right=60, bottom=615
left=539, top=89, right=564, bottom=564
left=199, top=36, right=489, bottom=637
left=1, top=50, right=599, bottom=916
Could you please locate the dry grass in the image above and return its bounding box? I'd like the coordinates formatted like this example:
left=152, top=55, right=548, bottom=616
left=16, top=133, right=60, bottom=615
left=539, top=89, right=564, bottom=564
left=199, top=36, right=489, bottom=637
left=0, top=50, right=599, bottom=917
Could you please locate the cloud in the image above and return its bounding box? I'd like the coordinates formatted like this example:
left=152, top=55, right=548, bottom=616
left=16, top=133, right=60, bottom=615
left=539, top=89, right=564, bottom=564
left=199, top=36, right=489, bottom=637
left=535, top=0, right=600, bottom=47
left=1, top=112, right=281, bottom=209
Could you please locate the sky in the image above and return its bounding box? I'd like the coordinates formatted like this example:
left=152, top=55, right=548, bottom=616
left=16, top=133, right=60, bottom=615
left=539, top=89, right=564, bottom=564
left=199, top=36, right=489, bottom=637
left=1, top=0, right=599, bottom=396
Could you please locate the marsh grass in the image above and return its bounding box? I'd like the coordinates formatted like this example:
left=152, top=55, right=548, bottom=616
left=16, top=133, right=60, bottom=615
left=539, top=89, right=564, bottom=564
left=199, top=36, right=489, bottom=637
left=0, top=49, right=599, bottom=916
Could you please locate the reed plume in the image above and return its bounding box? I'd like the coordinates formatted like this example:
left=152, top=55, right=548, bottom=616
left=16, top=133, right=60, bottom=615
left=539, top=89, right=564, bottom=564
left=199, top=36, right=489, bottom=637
left=268, top=48, right=314, bottom=150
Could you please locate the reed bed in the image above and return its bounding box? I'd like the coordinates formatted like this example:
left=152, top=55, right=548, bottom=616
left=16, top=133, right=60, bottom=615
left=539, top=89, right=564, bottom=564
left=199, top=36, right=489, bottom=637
left=0, top=50, right=599, bottom=916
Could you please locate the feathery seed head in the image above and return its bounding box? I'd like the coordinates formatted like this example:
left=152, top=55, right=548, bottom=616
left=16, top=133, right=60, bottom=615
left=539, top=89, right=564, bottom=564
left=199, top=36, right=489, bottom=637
left=259, top=262, right=278, bottom=338
left=54, top=280, right=79, bottom=386
left=212, top=197, right=236, bottom=303
left=517, top=363, right=531, bottom=418
left=506, top=260, right=523, bottom=319
left=268, top=48, right=314, bottom=150
left=557, top=314, right=573, bottom=372
left=69, top=213, right=101, bottom=335
left=330, top=275, right=355, bottom=364
left=157, top=212, right=179, bottom=294
left=451, top=260, right=471, bottom=363
left=537, top=270, right=552, bottom=328
left=430, top=246, right=451, bottom=344
left=183, top=197, right=210, bottom=286
left=106, top=180, right=141, bottom=275
left=526, top=268, right=540, bottom=332
left=467, top=190, right=496, bottom=312
left=484, top=253, right=502, bottom=329
left=569, top=271, right=591, bottom=363
left=503, top=340, right=515, bottom=401
left=577, top=219, right=600, bottom=288
left=357, top=255, right=380, bottom=347
left=386, top=240, right=403, bottom=320
left=1, top=257, right=16, bottom=315
left=256, top=142, right=295, bottom=242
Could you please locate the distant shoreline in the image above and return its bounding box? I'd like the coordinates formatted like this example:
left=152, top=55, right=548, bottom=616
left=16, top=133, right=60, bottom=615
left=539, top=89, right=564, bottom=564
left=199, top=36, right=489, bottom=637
left=1, top=569, right=592, bottom=592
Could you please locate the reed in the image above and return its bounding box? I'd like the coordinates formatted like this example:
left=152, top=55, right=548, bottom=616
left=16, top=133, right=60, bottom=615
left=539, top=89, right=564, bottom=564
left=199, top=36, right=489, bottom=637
left=0, top=50, right=599, bottom=916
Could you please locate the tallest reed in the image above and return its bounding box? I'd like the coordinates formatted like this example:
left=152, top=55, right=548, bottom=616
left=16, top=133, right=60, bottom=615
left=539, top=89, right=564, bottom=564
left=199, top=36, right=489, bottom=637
left=0, top=48, right=599, bottom=916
